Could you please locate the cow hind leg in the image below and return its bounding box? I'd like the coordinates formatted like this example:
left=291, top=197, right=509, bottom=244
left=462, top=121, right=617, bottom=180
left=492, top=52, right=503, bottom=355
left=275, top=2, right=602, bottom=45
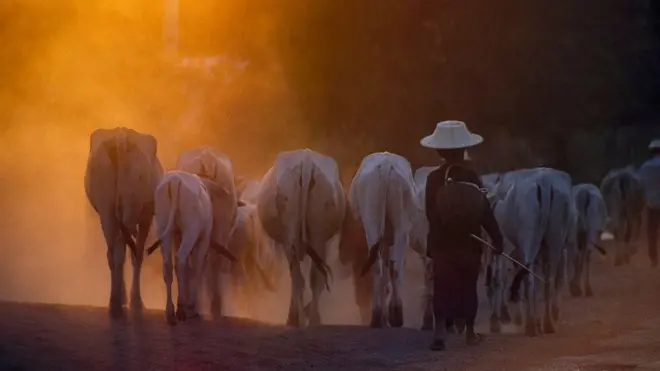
left=569, top=251, right=584, bottom=297
left=110, top=242, right=128, bottom=318
left=542, top=279, right=556, bottom=334
left=308, top=261, right=324, bottom=326
left=370, top=257, right=386, bottom=328
left=614, top=239, right=628, bottom=266
left=584, top=251, right=594, bottom=297
left=501, top=303, right=512, bottom=323
left=524, top=274, right=539, bottom=337
left=286, top=250, right=304, bottom=327
left=129, top=249, right=144, bottom=311
left=101, top=221, right=126, bottom=319
left=207, top=253, right=223, bottom=319
left=187, top=234, right=210, bottom=321
left=161, top=240, right=177, bottom=326
left=175, top=233, right=198, bottom=322
left=129, top=221, right=151, bottom=311
left=185, top=259, right=200, bottom=320
left=387, top=242, right=405, bottom=328
left=488, top=261, right=504, bottom=333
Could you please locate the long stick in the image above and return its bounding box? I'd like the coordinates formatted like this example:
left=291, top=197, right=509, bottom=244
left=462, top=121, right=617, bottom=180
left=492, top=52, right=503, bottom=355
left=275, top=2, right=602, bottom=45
left=470, top=234, right=546, bottom=283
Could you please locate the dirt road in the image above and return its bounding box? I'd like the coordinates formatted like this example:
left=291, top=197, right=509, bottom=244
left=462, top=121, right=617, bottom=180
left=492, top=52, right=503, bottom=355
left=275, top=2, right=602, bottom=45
left=1, top=254, right=659, bottom=371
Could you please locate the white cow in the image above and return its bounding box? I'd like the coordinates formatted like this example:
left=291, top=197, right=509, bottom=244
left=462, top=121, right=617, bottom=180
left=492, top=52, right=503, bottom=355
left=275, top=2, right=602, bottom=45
left=256, top=149, right=345, bottom=327
left=349, top=152, right=419, bottom=328
left=569, top=184, right=607, bottom=297
left=219, top=201, right=285, bottom=318
left=150, top=170, right=230, bottom=325
left=489, top=167, right=573, bottom=336
left=176, top=146, right=239, bottom=316
left=600, top=166, right=645, bottom=266
left=84, top=127, right=163, bottom=318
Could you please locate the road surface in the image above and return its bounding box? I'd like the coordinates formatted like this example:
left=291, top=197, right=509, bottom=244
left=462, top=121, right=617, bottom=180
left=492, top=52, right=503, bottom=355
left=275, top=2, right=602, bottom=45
left=1, top=253, right=659, bottom=371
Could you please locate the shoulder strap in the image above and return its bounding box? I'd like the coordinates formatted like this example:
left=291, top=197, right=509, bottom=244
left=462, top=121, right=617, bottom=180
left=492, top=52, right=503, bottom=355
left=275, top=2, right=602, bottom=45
left=443, top=164, right=455, bottom=186
left=443, top=164, right=488, bottom=194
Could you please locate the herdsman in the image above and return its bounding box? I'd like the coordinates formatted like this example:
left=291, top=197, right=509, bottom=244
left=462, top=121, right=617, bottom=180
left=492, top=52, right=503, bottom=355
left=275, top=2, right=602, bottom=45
left=638, top=139, right=660, bottom=267
left=421, top=121, right=503, bottom=351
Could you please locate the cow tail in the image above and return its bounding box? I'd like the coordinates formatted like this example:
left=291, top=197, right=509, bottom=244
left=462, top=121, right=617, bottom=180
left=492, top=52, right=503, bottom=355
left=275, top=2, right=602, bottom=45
left=299, top=157, right=313, bottom=250
left=509, top=182, right=550, bottom=302
left=147, top=177, right=180, bottom=255
left=359, top=160, right=391, bottom=277
left=539, top=181, right=553, bottom=239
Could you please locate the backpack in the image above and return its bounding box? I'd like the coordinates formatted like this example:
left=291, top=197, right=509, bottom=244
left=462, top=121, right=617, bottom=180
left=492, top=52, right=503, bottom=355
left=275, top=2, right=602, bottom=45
left=434, top=165, right=488, bottom=233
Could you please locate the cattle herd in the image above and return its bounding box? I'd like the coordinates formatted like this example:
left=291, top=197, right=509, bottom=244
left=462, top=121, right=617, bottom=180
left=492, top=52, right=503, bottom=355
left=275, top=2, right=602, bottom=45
left=84, top=126, right=648, bottom=340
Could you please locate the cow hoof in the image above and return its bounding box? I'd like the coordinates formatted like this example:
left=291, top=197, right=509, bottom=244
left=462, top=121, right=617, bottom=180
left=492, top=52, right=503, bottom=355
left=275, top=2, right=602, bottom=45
left=210, top=300, right=222, bottom=316
left=176, top=304, right=187, bottom=322
left=569, top=283, right=582, bottom=298
left=489, top=319, right=501, bottom=334
left=543, top=318, right=555, bottom=334
left=187, top=306, right=201, bottom=320
left=551, top=306, right=560, bottom=322
left=388, top=305, right=403, bottom=328
left=109, top=304, right=126, bottom=319
left=525, top=322, right=539, bottom=337
left=501, top=307, right=512, bottom=324
left=309, top=312, right=322, bottom=327
left=176, top=310, right=186, bottom=322
left=166, top=311, right=177, bottom=326
left=454, top=319, right=466, bottom=334
left=130, top=298, right=144, bottom=311
left=585, top=287, right=594, bottom=297
left=286, top=313, right=301, bottom=327
left=120, top=286, right=128, bottom=306
left=370, top=309, right=384, bottom=328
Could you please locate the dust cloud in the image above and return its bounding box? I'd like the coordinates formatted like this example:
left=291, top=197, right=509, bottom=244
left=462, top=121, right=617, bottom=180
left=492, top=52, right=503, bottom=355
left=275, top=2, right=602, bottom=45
left=0, top=1, right=425, bottom=328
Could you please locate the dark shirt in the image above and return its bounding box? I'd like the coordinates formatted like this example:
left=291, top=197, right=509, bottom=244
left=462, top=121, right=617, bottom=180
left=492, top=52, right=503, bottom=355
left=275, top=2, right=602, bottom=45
left=425, top=161, right=503, bottom=257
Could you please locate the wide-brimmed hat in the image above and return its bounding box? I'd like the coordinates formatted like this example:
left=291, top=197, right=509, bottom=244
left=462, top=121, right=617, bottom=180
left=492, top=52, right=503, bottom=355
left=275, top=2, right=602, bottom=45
left=420, top=120, right=483, bottom=149
left=649, top=139, right=660, bottom=150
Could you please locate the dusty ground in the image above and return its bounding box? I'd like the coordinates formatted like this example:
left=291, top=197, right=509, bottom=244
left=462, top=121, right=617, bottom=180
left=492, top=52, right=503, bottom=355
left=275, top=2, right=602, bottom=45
left=1, top=253, right=660, bottom=371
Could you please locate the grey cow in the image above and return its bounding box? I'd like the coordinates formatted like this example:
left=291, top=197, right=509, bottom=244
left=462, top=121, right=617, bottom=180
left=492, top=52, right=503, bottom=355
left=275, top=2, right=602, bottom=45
left=489, top=167, right=573, bottom=337
left=600, top=166, right=645, bottom=266
left=569, top=184, right=608, bottom=298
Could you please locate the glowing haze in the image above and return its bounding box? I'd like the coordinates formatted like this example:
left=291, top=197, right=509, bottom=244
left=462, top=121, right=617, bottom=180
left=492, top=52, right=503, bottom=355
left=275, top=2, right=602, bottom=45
left=0, top=1, right=425, bottom=327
